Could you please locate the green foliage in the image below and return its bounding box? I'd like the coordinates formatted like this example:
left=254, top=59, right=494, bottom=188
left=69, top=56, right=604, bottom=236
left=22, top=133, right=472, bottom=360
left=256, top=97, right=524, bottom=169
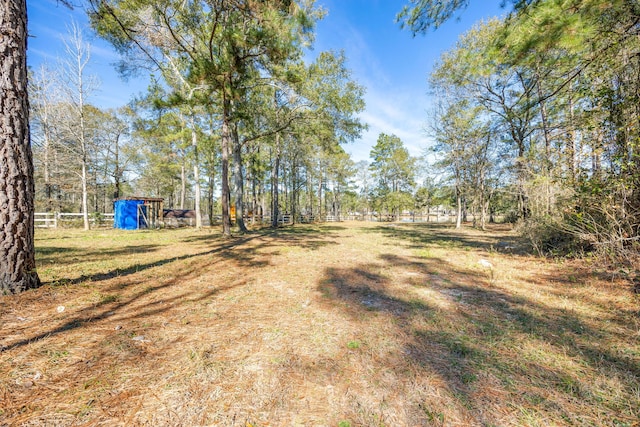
left=368, top=133, right=417, bottom=218
left=396, top=0, right=472, bottom=34
left=426, top=0, right=640, bottom=259
left=370, top=133, right=416, bottom=193
left=414, top=184, right=434, bottom=211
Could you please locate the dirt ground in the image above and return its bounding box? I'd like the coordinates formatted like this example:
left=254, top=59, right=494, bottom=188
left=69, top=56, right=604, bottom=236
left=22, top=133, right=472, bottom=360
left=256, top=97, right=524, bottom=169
left=1, top=222, right=638, bottom=426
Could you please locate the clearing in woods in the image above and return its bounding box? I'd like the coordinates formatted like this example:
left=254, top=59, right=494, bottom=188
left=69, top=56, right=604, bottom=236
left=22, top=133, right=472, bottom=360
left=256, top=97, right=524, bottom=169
left=1, top=222, right=638, bottom=426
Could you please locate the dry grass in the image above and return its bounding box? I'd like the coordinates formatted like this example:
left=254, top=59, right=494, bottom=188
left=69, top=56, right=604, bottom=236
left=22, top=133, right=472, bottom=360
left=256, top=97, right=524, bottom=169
left=1, top=222, right=639, bottom=426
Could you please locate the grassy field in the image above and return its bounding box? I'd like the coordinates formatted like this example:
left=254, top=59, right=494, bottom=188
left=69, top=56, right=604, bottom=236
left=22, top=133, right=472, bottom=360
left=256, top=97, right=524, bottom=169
left=1, top=222, right=638, bottom=426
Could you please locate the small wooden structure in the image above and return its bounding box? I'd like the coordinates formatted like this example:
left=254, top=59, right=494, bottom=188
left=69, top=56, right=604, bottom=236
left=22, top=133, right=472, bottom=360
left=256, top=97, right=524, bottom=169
left=114, top=197, right=164, bottom=230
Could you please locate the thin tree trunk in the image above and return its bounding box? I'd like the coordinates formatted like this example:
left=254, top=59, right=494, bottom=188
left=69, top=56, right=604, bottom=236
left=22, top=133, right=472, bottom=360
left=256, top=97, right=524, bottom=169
left=79, top=115, right=89, bottom=230
left=191, top=125, right=202, bottom=229
left=251, top=161, right=258, bottom=226
left=0, top=0, right=41, bottom=293
left=567, top=86, right=577, bottom=183
left=113, top=133, right=121, bottom=200
left=232, top=125, right=247, bottom=232
left=180, top=162, right=186, bottom=209
left=220, top=99, right=232, bottom=237
left=73, top=28, right=90, bottom=231
left=480, top=176, right=486, bottom=231
left=317, top=169, right=323, bottom=221
left=271, top=142, right=281, bottom=228
left=455, top=186, right=462, bottom=229
left=208, top=174, right=214, bottom=226
left=536, top=70, right=553, bottom=216
left=44, top=135, right=52, bottom=211
left=81, top=159, right=89, bottom=230
left=290, top=157, right=297, bottom=225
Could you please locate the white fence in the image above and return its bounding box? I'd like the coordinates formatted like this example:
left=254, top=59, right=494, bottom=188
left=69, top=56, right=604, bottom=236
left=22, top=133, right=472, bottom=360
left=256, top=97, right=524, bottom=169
left=34, top=211, right=460, bottom=229
left=35, top=212, right=114, bottom=228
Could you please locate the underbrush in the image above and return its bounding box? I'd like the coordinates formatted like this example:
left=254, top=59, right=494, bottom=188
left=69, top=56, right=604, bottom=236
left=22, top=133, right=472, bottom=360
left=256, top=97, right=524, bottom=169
left=518, top=209, right=639, bottom=287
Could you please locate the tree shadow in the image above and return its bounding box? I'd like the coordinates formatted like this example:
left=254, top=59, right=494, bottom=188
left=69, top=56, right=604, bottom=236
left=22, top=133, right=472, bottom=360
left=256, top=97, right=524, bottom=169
left=2, top=236, right=263, bottom=352
left=363, top=223, right=531, bottom=255
left=5, top=227, right=342, bottom=353
left=256, top=225, right=342, bottom=251
left=316, top=251, right=639, bottom=424
left=74, top=234, right=277, bottom=290
left=37, top=245, right=163, bottom=266
left=1, top=271, right=247, bottom=353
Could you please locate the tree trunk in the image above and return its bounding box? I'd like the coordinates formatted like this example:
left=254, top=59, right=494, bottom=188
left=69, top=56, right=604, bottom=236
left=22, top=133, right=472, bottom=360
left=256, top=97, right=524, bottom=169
left=567, top=86, right=577, bottom=183
left=271, top=144, right=281, bottom=229
left=462, top=197, right=468, bottom=223
left=113, top=133, right=121, bottom=200
left=290, top=157, right=297, bottom=225
left=43, top=124, right=52, bottom=211
left=81, top=159, right=89, bottom=230
left=480, top=178, right=486, bottom=231
left=207, top=174, right=214, bottom=226
left=0, top=0, right=41, bottom=293
left=220, top=100, right=232, bottom=237
left=191, top=125, right=202, bottom=229
left=251, top=162, right=258, bottom=226
left=535, top=69, right=553, bottom=215
left=317, top=170, right=323, bottom=221
left=455, top=186, right=462, bottom=229
left=232, top=125, right=247, bottom=232
left=180, top=162, right=186, bottom=209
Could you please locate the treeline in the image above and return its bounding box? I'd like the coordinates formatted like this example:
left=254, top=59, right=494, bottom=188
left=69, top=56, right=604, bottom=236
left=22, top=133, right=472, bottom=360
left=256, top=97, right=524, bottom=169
left=30, top=1, right=367, bottom=236
left=28, top=1, right=458, bottom=235
left=418, top=1, right=639, bottom=269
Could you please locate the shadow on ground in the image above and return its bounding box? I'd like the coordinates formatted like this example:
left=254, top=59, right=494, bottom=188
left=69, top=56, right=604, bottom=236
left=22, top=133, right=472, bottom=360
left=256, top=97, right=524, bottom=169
left=364, top=222, right=531, bottom=255
left=6, top=226, right=342, bottom=353
left=316, top=226, right=638, bottom=425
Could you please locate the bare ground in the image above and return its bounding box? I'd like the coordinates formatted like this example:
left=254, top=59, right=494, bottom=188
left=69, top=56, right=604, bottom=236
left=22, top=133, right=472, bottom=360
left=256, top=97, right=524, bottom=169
left=1, top=222, right=638, bottom=426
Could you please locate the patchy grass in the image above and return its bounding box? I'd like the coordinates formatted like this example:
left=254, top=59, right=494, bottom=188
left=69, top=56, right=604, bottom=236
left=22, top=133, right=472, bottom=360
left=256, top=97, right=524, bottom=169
left=1, top=223, right=639, bottom=426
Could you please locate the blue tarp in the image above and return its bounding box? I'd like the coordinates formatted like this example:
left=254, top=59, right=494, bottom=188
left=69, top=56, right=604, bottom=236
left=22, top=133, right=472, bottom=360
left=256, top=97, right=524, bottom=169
left=114, top=200, right=146, bottom=230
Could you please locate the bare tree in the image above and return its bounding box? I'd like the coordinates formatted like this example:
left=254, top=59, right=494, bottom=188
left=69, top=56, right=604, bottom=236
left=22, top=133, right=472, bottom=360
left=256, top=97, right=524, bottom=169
left=30, top=64, right=64, bottom=212
left=58, top=21, right=99, bottom=230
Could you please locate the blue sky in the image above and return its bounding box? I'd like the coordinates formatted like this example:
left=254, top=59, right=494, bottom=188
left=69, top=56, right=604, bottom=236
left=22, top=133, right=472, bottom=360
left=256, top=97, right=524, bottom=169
left=27, top=0, right=507, bottom=163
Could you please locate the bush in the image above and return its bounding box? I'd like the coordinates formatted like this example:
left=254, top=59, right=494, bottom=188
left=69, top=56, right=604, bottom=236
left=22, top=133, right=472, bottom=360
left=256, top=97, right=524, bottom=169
left=519, top=184, right=639, bottom=280
left=517, top=215, right=590, bottom=257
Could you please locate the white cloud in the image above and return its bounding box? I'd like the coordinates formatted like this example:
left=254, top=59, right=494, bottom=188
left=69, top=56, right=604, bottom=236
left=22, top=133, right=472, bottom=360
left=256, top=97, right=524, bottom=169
left=346, top=75, right=433, bottom=162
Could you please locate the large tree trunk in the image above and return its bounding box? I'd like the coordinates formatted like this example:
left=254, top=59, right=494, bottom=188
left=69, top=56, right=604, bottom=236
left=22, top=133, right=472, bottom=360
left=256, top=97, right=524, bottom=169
left=0, top=0, right=41, bottom=294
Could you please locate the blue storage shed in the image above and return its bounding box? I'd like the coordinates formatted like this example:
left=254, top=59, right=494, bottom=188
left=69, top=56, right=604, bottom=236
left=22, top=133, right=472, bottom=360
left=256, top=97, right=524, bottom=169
left=114, top=197, right=164, bottom=230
